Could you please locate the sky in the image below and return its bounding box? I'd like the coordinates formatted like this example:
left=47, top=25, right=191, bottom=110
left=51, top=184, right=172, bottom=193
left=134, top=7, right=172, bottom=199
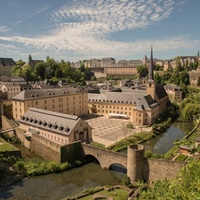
left=0, top=0, right=200, bottom=63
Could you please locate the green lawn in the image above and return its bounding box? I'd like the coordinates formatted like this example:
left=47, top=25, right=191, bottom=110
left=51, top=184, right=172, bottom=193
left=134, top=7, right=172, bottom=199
left=67, top=187, right=129, bottom=200
left=0, top=138, right=17, bottom=151
left=81, top=189, right=128, bottom=200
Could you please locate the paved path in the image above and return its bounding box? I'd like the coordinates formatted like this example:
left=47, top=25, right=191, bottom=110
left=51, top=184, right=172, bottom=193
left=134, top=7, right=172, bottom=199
left=86, top=116, right=152, bottom=147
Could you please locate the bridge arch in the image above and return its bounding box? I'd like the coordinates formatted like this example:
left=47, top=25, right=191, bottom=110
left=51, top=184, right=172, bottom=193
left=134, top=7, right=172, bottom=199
left=109, top=163, right=127, bottom=174
left=82, top=144, right=127, bottom=170
left=83, top=154, right=100, bottom=165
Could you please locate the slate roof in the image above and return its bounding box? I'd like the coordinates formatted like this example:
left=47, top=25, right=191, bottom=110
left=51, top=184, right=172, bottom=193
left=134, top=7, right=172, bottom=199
left=155, top=84, right=168, bottom=100
left=88, top=91, right=158, bottom=111
left=12, top=86, right=86, bottom=101
left=18, top=108, right=82, bottom=136
left=28, top=59, right=44, bottom=67
left=19, top=83, right=33, bottom=90
left=0, top=58, right=16, bottom=67
left=2, top=83, right=20, bottom=88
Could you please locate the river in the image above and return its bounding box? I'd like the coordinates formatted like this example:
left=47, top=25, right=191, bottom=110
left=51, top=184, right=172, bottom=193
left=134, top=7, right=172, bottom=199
left=143, top=121, right=195, bottom=154
left=0, top=121, right=194, bottom=199
left=0, top=162, right=125, bottom=200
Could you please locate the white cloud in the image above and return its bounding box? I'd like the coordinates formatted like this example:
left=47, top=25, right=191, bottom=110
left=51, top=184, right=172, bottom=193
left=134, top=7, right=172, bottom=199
left=0, top=0, right=194, bottom=60
left=0, top=26, right=10, bottom=33
left=27, top=5, right=50, bottom=19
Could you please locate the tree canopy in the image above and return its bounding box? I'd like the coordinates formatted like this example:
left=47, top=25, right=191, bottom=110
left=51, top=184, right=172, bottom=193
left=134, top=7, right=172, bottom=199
left=139, top=160, right=200, bottom=200
left=11, top=58, right=92, bottom=86
left=137, top=65, right=148, bottom=78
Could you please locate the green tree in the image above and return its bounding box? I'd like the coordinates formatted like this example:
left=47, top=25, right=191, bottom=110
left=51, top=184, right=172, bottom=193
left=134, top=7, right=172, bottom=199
left=11, top=66, right=22, bottom=77
left=179, top=71, right=190, bottom=85
left=34, top=62, right=47, bottom=80
left=139, top=160, right=200, bottom=200
left=21, top=65, right=36, bottom=81
left=154, top=73, right=162, bottom=84
left=16, top=59, right=25, bottom=67
left=137, top=65, right=148, bottom=78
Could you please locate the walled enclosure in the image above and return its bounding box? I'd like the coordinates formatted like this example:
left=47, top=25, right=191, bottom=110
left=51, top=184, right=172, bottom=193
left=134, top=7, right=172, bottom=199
left=15, top=129, right=187, bottom=185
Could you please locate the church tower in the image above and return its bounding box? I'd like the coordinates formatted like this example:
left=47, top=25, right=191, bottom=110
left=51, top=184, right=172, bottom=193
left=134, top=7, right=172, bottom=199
left=146, top=46, right=156, bottom=100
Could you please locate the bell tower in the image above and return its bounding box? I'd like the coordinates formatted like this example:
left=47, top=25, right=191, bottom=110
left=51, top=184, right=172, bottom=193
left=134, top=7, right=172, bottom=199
left=146, top=46, right=156, bottom=99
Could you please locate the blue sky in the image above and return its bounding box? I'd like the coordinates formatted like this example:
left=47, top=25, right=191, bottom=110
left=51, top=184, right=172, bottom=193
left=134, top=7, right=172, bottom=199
left=0, top=0, right=200, bottom=62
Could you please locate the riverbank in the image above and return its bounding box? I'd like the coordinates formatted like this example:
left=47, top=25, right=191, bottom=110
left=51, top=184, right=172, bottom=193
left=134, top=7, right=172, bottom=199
left=0, top=155, right=85, bottom=193
left=164, top=120, right=200, bottom=160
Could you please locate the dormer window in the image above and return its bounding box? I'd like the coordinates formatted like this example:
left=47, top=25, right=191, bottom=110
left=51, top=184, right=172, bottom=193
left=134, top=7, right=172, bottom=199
left=43, top=121, right=47, bottom=126
left=48, top=122, right=52, bottom=128
left=53, top=123, right=58, bottom=129
left=59, top=125, right=64, bottom=131
left=65, top=126, right=70, bottom=132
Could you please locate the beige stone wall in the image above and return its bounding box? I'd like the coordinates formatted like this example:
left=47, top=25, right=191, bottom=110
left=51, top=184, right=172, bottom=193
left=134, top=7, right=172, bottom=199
left=1, top=84, right=20, bottom=100
left=31, top=134, right=61, bottom=162
left=145, top=158, right=186, bottom=185
left=12, top=92, right=88, bottom=120
left=18, top=118, right=92, bottom=145
left=104, top=67, right=137, bottom=75
left=88, top=101, right=159, bottom=125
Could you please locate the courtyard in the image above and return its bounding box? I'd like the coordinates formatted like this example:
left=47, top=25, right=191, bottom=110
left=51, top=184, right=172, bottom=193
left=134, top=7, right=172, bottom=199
left=85, top=115, right=151, bottom=147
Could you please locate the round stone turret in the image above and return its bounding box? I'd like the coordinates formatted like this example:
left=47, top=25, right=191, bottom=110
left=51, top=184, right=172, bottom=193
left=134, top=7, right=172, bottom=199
left=127, top=144, right=145, bottom=184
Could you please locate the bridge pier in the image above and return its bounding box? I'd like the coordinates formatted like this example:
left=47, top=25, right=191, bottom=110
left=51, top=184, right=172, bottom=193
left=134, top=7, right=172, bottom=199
left=127, top=144, right=145, bottom=184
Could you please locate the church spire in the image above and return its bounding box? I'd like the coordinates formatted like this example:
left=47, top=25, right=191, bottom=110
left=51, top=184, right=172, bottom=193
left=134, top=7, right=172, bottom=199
left=149, top=46, right=154, bottom=80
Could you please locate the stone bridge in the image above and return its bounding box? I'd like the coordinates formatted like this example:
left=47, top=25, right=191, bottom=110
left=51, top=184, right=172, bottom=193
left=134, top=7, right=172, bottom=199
left=82, top=143, right=127, bottom=169
left=81, top=143, right=145, bottom=183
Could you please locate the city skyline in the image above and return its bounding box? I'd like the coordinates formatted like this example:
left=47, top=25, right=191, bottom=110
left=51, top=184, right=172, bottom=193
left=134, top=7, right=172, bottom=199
left=0, top=0, right=200, bottom=62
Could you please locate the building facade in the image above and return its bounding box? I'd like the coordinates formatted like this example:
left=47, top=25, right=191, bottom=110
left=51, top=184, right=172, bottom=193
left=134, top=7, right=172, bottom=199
left=12, top=86, right=88, bottom=120
left=165, top=84, right=182, bottom=103
left=104, top=65, right=138, bottom=76
left=88, top=48, right=169, bottom=126
left=0, top=58, right=16, bottom=77
left=19, top=107, right=92, bottom=145
left=101, top=57, right=116, bottom=67
left=1, top=83, right=21, bottom=100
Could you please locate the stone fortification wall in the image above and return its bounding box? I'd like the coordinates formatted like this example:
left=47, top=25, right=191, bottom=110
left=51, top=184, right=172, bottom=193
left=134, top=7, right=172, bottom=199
left=15, top=127, right=31, bottom=149
left=127, top=144, right=145, bottom=183
left=31, top=134, right=61, bottom=163
left=60, top=141, right=85, bottom=163
left=144, top=158, right=186, bottom=184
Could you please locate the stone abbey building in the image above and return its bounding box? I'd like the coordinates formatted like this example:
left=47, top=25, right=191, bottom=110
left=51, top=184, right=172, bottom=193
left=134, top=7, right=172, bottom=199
left=88, top=48, right=169, bottom=126
left=12, top=86, right=88, bottom=120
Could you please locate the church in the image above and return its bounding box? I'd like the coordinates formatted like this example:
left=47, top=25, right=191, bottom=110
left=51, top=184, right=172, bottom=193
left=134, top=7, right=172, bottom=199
left=88, top=47, right=169, bottom=126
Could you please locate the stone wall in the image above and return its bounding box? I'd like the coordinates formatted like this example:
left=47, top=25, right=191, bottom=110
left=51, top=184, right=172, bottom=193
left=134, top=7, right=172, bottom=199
left=144, top=158, right=186, bottom=184
left=60, top=141, right=85, bottom=163
left=31, top=134, right=61, bottom=163
left=15, top=127, right=31, bottom=149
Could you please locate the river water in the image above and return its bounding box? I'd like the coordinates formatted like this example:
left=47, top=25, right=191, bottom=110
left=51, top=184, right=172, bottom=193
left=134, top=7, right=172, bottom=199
left=0, top=121, right=194, bottom=199
left=0, top=163, right=125, bottom=200
left=143, top=121, right=195, bottom=154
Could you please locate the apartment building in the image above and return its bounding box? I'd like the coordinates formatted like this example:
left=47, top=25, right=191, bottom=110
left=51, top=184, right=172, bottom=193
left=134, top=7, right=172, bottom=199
left=12, top=86, right=88, bottom=120
left=1, top=83, right=21, bottom=100
left=165, top=84, right=182, bottom=103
